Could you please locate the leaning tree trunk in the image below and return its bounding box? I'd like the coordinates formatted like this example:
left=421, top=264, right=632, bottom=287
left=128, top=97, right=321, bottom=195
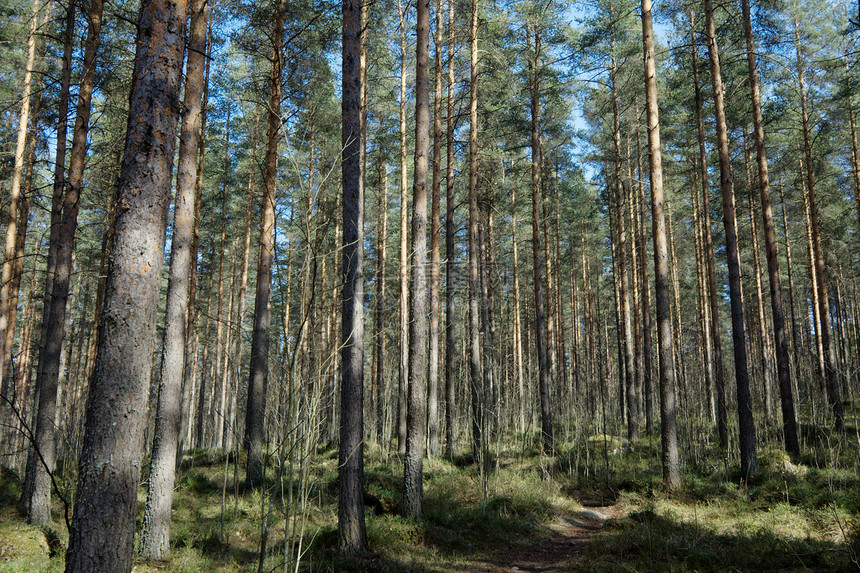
left=641, top=0, right=680, bottom=489
left=245, top=0, right=285, bottom=487
left=138, top=0, right=207, bottom=557
left=705, top=0, right=757, bottom=476
left=64, top=0, right=187, bottom=567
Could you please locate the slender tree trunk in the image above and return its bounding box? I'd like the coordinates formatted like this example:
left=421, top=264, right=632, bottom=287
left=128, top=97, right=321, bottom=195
left=427, top=0, right=443, bottom=459
left=245, top=0, right=285, bottom=487
left=24, top=0, right=103, bottom=525
left=404, top=0, right=430, bottom=520
left=444, top=0, right=457, bottom=460
left=642, top=0, right=680, bottom=488
left=468, top=0, right=484, bottom=458
left=634, top=118, right=654, bottom=436
left=397, top=0, right=409, bottom=454
left=691, top=10, right=728, bottom=448
left=338, top=0, right=368, bottom=552
left=0, top=0, right=39, bottom=379
left=214, top=104, right=232, bottom=449
left=705, top=0, right=757, bottom=475
left=138, top=0, right=207, bottom=556
left=64, top=0, right=186, bottom=566
left=610, top=39, right=637, bottom=441
left=528, top=24, right=553, bottom=454
left=373, top=158, right=388, bottom=444
left=794, top=17, right=844, bottom=432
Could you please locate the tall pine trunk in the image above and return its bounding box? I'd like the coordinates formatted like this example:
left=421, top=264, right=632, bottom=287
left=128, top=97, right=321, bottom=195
left=139, top=0, right=208, bottom=556
left=705, top=0, right=757, bottom=476
left=641, top=0, right=680, bottom=489
left=338, top=0, right=368, bottom=552
left=245, top=0, right=285, bottom=487
left=64, top=0, right=187, bottom=566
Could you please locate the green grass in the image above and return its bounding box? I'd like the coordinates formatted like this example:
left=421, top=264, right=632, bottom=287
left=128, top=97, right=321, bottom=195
left=0, top=434, right=857, bottom=572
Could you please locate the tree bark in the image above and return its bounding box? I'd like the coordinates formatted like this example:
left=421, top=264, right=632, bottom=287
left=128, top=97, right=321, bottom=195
left=427, top=0, right=443, bottom=459
left=444, top=0, right=457, bottom=460
left=338, top=0, right=368, bottom=552
left=397, top=0, right=409, bottom=455
left=0, top=0, right=39, bottom=380
left=794, top=16, right=843, bottom=432
left=642, top=0, right=680, bottom=489
left=528, top=24, right=553, bottom=454
left=64, top=0, right=186, bottom=566
left=705, top=0, right=757, bottom=475
left=691, top=10, right=728, bottom=448
left=404, top=0, right=430, bottom=520
left=245, top=0, right=285, bottom=487
left=138, top=0, right=207, bottom=556
left=24, top=0, right=103, bottom=526
left=468, top=0, right=484, bottom=458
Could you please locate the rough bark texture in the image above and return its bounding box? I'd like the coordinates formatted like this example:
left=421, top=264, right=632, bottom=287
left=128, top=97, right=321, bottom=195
left=338, top=0, right=368, bottom=553
left=641, top=0, right=680, bottom=489
left=245, top=0, right=285, bottom=488
left=742, top=0, right=799, bottom=455
left=64, top=0, right=186, bottom=567
left=705, top=0, right=757, bottom=476
left=404, top=0, right=430, bottom=521
left=139, top=0, right=208, bottom=557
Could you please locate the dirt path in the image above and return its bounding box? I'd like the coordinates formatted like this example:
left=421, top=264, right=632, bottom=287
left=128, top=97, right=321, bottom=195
left=460, top=504, right=626, bottom=573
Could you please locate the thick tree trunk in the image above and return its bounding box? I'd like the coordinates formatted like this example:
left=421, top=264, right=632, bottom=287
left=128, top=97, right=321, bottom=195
left=705, top=0, right=757, bottom=475
left=245, top=0, right=285, bottom=487
left=642, top=0, right=680, bottom=489
left=138, top=0, right=207, bottom=557
left=338, top=0, right=368, bottom=552
left=404, top=0, right=430, bottom=520
left=64, top=0, right=186, bottom=566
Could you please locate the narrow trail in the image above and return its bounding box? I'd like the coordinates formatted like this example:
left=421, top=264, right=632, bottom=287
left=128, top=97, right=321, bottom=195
left=460, top=504, right=626, bottom=573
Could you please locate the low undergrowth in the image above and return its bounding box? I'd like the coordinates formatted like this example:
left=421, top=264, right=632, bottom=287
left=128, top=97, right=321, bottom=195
left=0, top=433, right=857, bottom=572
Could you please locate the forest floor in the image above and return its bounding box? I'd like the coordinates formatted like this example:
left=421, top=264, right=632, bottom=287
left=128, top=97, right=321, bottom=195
left=1, top=430, right=859, bottom=572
